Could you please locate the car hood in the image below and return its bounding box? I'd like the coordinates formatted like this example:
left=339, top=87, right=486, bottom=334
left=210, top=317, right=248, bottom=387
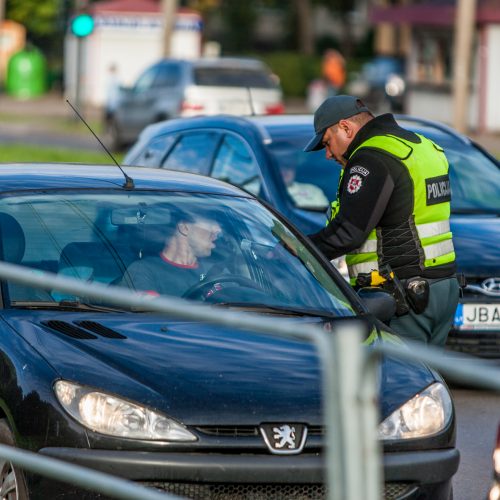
left=451, top=214, right=500, bottom=278
left=6, top=311, right=437, bottom=425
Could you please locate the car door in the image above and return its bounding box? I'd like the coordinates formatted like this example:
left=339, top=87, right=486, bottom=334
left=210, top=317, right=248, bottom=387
left=117, top=65, right=160, bottom=136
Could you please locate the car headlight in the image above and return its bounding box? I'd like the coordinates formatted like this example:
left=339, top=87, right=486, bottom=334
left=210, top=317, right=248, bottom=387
left=54, top=380, right=196, bottom=441
left=378, top=382, right=452, bottom=440
left=490, top=483, right=500, bottom=500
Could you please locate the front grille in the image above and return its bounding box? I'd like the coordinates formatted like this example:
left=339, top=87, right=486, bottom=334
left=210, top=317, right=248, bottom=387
left=143, top=481, right=416, bottom=500
left=196, top=426, right=258, bottom=437
left=447, top=331, right=500, bottom=358
left=196, top=426, right=324, bottom=438
left=143, top=482, right=326, bottom=499
left=384, top=482, right=417, bottom=500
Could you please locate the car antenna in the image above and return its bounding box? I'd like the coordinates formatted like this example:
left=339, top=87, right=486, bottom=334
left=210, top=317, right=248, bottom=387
left=246, top=87, right=256, bottom=116
left=66, top=99, right=134, bottom=189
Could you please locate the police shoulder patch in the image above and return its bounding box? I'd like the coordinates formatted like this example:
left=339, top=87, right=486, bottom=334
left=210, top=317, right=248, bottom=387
left=346, top=174, right=363, bottom=194
left=349, top=165, right=370, bottom=177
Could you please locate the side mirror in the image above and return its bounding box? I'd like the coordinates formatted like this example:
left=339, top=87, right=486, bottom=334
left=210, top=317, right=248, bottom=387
left=357, top=287, right=396, bottom=323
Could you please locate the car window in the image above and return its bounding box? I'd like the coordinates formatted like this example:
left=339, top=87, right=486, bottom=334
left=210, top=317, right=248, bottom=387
left=212, top=134, right=262, bottom=196
left=130, top=135, right=177, bottom=167
left=0, top=191, right=356, bottom=318
left=266, top=136, right=340, bottom=210
left=162, top=132, right=220, bottom=174
left=153, top=64, right=181, bottom=88
left=193, top=67, right=278, bottom=89
left=133, top=66, right=158, bottom=93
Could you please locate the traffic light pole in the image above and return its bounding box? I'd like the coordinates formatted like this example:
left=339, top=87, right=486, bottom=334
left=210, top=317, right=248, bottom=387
left=74, top=36, right=84, bottom=115
left=70, top=12, right=94, bottom=116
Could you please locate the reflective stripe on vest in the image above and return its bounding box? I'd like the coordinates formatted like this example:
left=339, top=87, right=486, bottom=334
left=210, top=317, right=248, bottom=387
left=424, top=239, right=454, bottom=260
left=341, top=133, right=455, bottom=280
left=416, top=220, right=450, bottom=238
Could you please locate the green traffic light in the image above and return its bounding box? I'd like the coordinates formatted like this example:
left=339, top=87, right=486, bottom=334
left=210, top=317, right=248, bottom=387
left=71, top=14, right=94, bottom=37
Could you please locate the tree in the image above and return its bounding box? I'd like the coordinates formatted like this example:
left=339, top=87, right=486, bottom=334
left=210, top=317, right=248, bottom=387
left=6, top=0, right=60, bottom=39
left=217, top=1, right=258, bottom=53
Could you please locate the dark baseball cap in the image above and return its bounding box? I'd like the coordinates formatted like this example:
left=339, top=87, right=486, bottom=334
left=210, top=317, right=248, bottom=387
left=303, top=95, right=371, bottom=152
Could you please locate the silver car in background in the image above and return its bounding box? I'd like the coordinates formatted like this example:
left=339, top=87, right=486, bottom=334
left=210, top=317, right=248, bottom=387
left=106, top=57, right=284, bottom=150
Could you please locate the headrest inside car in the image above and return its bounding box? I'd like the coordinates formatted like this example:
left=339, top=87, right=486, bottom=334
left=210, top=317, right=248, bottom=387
left=0, top=213, right=25, bottom=263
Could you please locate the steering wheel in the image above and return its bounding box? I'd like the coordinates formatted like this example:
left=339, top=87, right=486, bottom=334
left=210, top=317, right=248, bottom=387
left=182, top=274, right=263, bottom=301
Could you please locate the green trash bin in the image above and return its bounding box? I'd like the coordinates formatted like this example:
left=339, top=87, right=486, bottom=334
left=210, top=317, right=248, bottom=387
left=6, top=48, right=48, bottom=99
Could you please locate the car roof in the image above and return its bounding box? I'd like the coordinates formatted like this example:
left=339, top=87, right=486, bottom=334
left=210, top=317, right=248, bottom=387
left=156, top=57, right=269, bottom=70
left=393, top=114, right=472, bottom=146
left=137, top=114, right=314, bottom=145
left=0, top=163, right=251, bottom=196
left=245, top=113, right=474, bottom=146
left=136, top=112, right=473, bottom=150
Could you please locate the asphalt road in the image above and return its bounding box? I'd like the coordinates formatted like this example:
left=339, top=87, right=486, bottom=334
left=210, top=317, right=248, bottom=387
left=453, top=387, right=500, bottom=500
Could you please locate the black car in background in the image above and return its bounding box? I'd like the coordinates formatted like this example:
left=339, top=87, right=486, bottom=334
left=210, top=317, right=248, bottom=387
left=0, top=163, right=457, bottom=499
left=124, top=114, right=500, bottom=359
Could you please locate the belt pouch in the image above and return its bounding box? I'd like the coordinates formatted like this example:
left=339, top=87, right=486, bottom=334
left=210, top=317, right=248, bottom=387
left=405, top=277, right=430, bottom=314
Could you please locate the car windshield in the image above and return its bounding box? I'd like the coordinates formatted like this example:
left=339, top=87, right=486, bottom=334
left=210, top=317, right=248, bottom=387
left=193, top=67, right=278, bottom=89
left=0, top=191, right=356, bottom=317
left=268, top=126, right=500, bottom=213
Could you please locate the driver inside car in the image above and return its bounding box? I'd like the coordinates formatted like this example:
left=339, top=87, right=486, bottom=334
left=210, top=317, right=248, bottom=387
left=120, top=209, right=222, bottom=298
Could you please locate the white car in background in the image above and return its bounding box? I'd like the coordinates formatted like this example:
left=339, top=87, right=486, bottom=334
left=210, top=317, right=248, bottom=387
left=106, top=56, right=284, bottom=150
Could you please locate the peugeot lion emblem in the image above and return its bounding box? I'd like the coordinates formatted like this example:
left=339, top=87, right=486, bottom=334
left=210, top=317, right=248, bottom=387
left=259, top=423, right=307, bottom=455
left=482, top=277, right=500, bottom=295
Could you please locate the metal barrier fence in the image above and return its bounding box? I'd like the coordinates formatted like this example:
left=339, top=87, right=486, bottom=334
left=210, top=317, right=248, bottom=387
left=0, top=260, right=499, bottom=500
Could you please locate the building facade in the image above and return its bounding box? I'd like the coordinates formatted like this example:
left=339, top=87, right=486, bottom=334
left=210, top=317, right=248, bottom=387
left=64, top=0, right=203, bottom=107
left=370, top=0, right=500, bottom=133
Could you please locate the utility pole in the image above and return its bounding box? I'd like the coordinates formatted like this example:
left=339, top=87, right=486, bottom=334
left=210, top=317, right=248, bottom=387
left=0, top=0, right=5, bottom=90
left=162, top=0, right=179, bottom=57
left=452, top=0, right=477, bottom=133
left=294, top=0, right=314, bottom=56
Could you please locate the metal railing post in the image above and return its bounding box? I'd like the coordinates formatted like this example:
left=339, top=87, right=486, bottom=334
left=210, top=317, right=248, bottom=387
left=326, top=322, right=382, bottom=500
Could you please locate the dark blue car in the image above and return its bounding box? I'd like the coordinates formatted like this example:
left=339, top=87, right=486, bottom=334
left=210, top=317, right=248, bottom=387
left=124, top=114, right=500, bottom=359
left=0, top=163, right=457, bottom=498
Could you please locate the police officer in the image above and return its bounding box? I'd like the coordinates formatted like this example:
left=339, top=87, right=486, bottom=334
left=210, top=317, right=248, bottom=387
left=304, top=95, right=460, bottom=346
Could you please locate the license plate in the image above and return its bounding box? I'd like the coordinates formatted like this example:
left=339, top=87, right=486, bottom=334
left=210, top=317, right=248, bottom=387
left=220, top=101, right=251, bottom=114
left=454, top=303, right=500, bottom=330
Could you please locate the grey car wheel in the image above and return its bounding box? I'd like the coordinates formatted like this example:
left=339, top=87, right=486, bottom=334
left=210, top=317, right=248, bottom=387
left=0, top=420, right=28, bottom=500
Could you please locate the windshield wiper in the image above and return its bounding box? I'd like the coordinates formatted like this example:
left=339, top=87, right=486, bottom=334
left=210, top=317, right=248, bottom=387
left=212, top=302, right=338, bottom=319
left=10, top=300, right=125, bottom=313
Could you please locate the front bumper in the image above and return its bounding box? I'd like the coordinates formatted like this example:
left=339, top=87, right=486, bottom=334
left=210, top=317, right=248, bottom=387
left=36, top=447, right=459, bottom=498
